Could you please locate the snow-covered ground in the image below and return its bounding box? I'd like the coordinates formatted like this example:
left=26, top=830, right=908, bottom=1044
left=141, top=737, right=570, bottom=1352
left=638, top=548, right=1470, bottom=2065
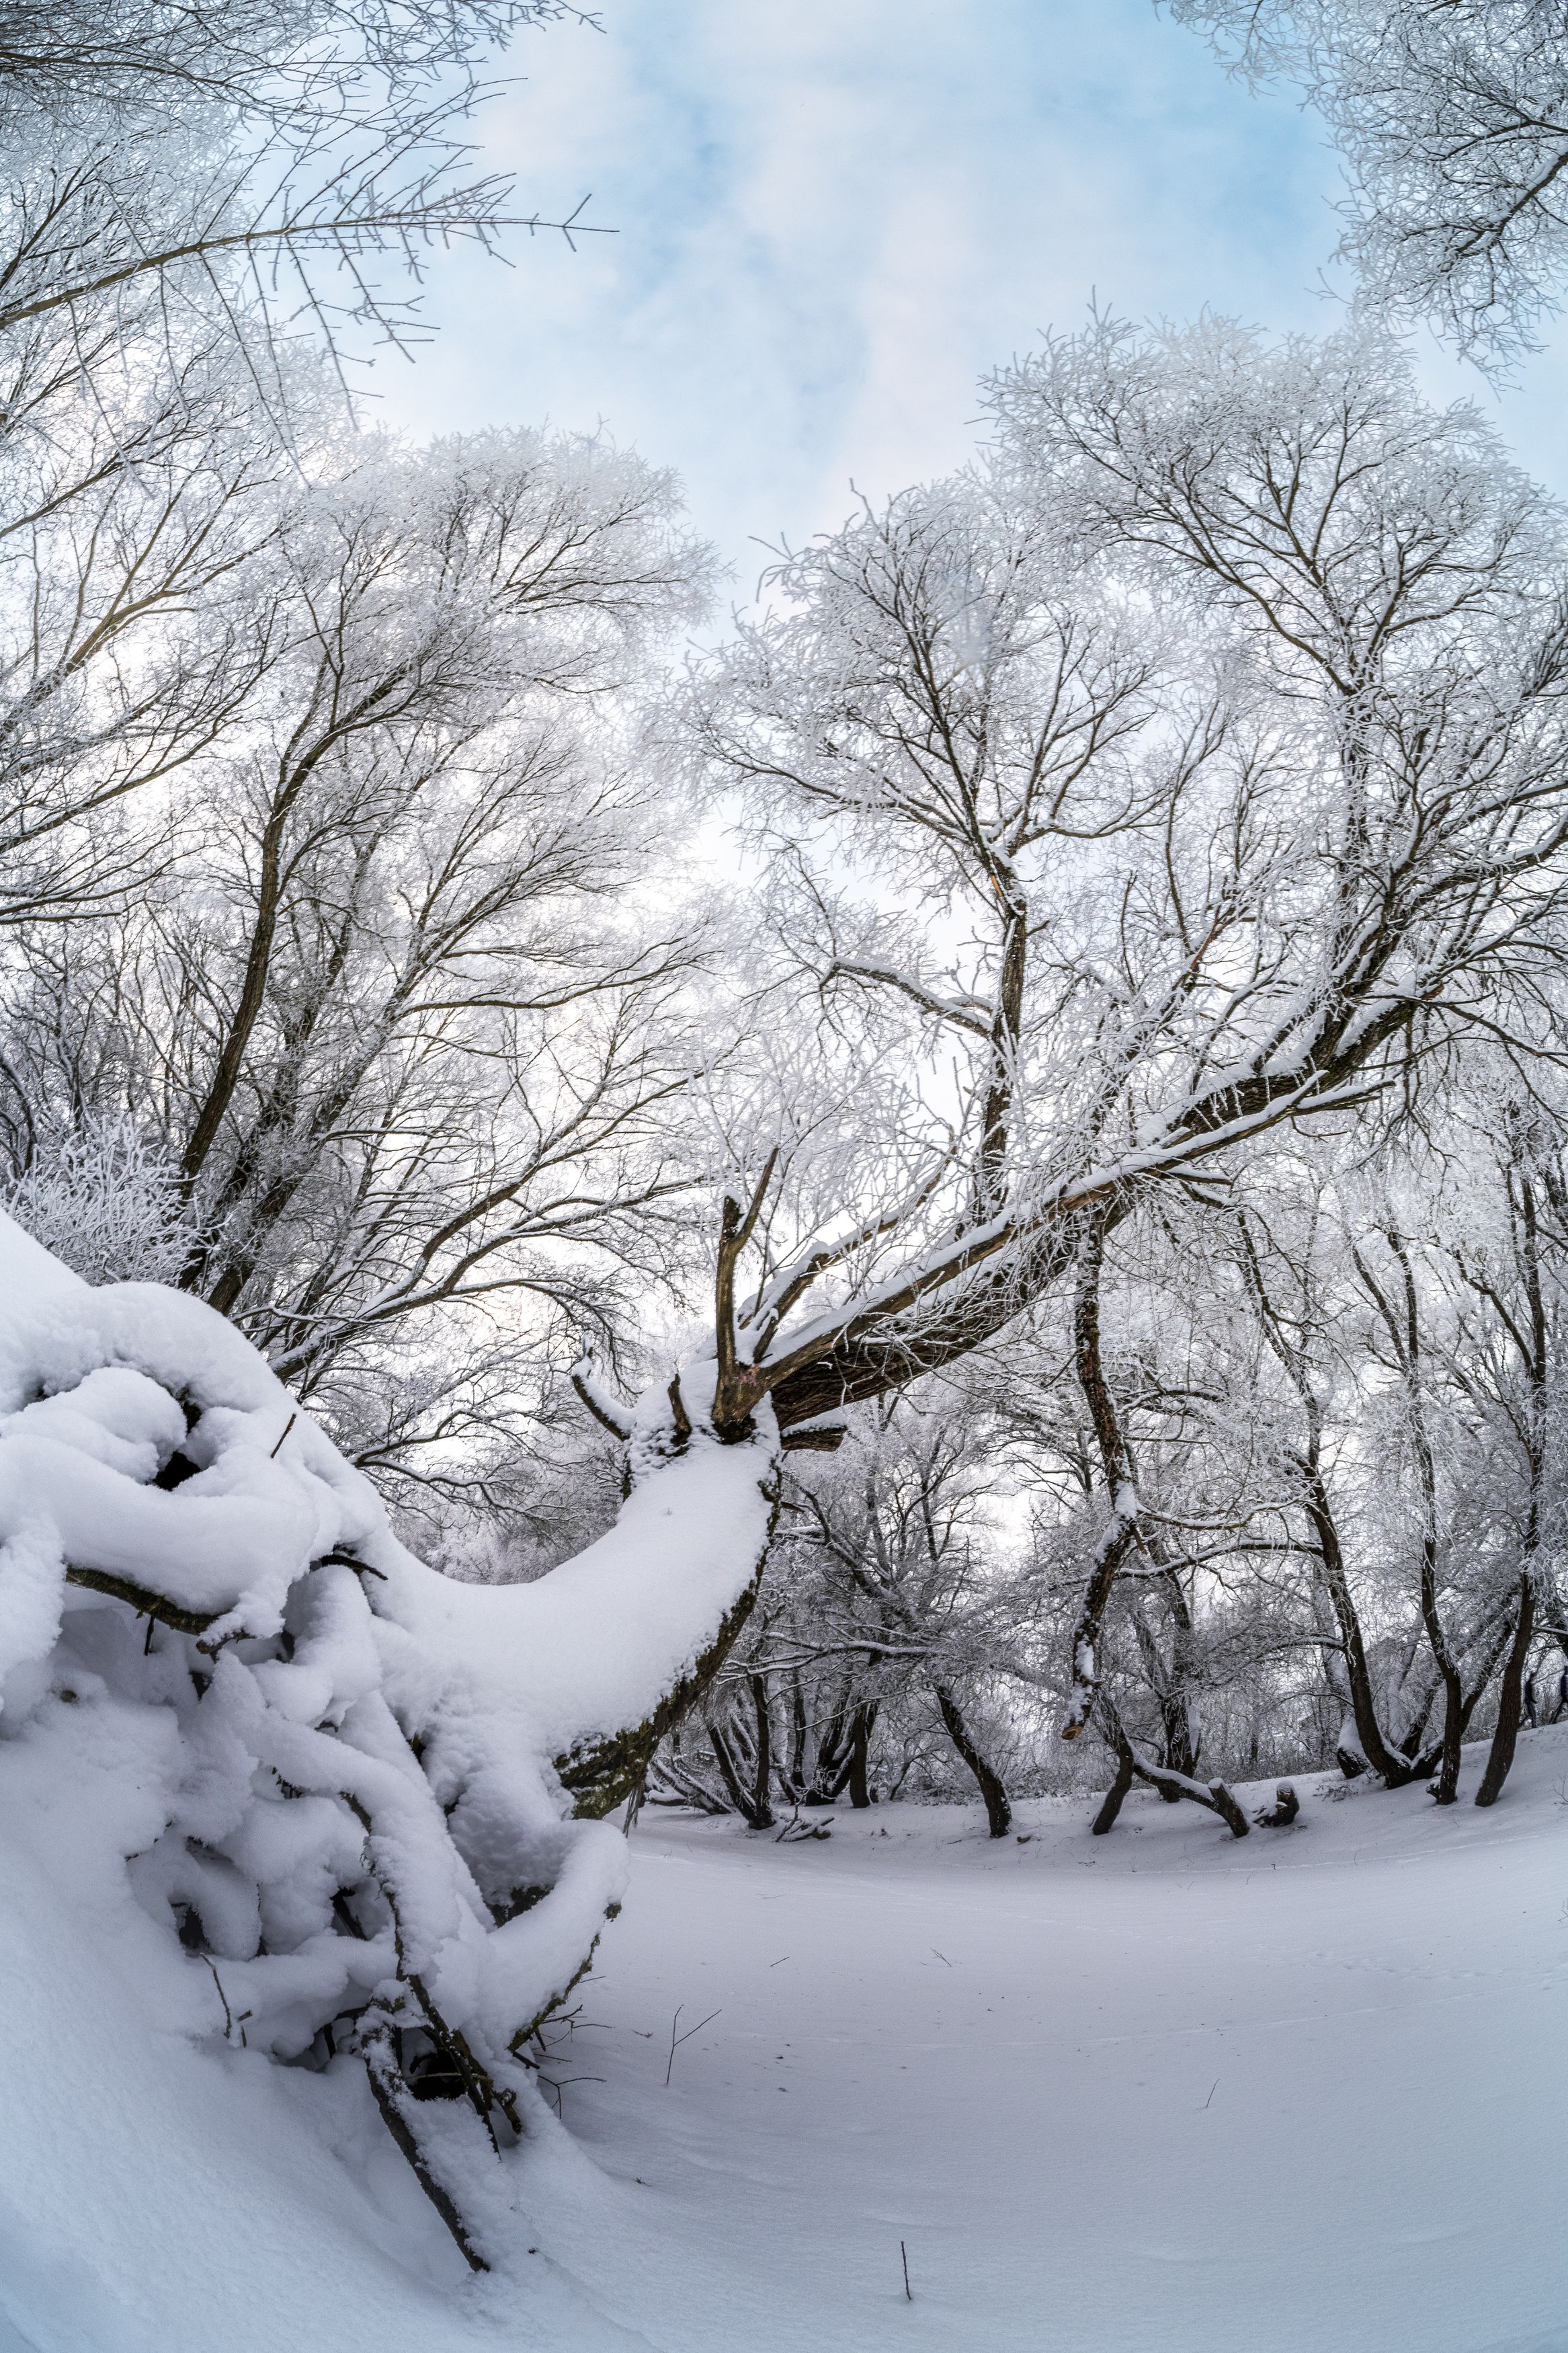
left=4, top=1720, right=1567, bottom=2353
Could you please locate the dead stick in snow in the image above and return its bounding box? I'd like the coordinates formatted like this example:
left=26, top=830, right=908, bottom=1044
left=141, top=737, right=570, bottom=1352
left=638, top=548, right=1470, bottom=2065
left=901, top=2241, right=912, bottom=2301
left=205, top=1959, right=233, bottom=2038
left=663, top=2005, right=722, bottom=2085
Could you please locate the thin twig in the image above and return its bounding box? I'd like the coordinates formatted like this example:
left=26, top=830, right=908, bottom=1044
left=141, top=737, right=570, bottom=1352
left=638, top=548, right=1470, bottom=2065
left=205, top=1958, right=233, bottom=2038
left=663, top=2005, right=722, bottom=2085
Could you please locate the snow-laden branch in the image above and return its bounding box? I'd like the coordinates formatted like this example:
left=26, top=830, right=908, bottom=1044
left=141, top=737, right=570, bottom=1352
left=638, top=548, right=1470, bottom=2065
left=0, top=1207, right=778, bottom=2256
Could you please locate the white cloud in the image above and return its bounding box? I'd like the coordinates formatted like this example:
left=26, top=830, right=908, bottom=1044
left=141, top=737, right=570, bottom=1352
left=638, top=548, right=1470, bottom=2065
left=373, top=0, right=1567, bottom=569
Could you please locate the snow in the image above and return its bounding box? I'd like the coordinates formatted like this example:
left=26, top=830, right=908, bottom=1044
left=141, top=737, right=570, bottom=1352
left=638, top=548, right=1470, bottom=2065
left=540, top=1757, right=1568, bottom=2352
left=3, top=1713, right=1568, bottom=2350
left=2, top=1204, right=1563, bottom=2350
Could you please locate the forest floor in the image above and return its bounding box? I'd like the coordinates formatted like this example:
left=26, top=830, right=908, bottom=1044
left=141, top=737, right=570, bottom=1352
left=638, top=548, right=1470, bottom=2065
left=3, top=1718, right=1567, bottom=2352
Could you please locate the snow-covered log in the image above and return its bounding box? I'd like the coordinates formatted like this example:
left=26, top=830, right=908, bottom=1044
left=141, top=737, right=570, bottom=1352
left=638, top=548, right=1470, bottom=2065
left=0, top=1208, right=778, bottom=2260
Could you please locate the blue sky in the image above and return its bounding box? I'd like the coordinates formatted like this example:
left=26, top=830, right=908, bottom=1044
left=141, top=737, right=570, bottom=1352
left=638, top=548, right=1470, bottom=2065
left=376, top=0, right=1568, bottom=581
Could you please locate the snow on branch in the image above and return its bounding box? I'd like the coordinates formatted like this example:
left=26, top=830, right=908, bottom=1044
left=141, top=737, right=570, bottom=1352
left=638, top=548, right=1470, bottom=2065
left=0, top=1205, right=778, bottom=2257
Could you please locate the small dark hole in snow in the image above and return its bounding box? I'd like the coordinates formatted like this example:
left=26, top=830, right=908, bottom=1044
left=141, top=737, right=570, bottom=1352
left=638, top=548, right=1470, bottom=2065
left=407, top=2052, right=466, bottom=2102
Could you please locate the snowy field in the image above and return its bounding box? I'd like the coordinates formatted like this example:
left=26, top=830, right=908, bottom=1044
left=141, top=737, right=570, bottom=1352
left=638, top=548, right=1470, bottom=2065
left=3, top=1718, right=1567, bottom=2353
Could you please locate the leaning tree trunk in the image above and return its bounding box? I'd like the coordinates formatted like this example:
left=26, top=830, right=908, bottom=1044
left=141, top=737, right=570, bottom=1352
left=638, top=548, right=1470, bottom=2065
left=932, top=1681, right=1012, bottom=1837
left=1089, top=1705, right=1249, bottom=1840
left=1091, top=1741, right=1137, bottom=1835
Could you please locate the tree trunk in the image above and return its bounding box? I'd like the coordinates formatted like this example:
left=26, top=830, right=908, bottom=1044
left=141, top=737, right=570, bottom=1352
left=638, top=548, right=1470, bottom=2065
left=1089, top=1700, right=1247, bottom=1839
left=1305, top=1463, right=1428, bottom=1788
left=1061, top=1214, right=1146, bottom=1738
left=748, top=1674, right=774, bottom=1825
left=1241, top=1218, right=1424, bottom=1792
left=1368, top=1231, right=1466, bottom=1802
left=1091, top=1740, right=1136, bottom=1835
left=1125, top=1744, right=1249, bottom=1837
left=1475, top=1164, right=1550, bottom=1810
left=1475, top=1575, right=1536, bottom=1808
left=932, top=1682, right=1011, bottom=1837
left=848, top=1704, right=876, bottom=1808
left=708, top=1720, right=773, bottom=1829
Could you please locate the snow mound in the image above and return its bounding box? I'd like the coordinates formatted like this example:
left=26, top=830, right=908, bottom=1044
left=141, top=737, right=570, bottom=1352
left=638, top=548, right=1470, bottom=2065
left=0, top=1207, right=778, bottom=2264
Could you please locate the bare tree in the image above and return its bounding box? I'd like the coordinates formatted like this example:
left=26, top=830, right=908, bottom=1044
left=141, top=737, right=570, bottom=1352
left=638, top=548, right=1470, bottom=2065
left=654, top=323, right=1568, bottom=1833
left=676, top=325, right=1568, bottom=1450
left=0, top=0, right=597, bottom=361
left=1169, top=0, right=1568, bottom=363
left=782, top=1393, right=1019, bottom=1835
left=0, top=0, right=608, bottom=1027
left=1, top=424, right=715, bottom=1501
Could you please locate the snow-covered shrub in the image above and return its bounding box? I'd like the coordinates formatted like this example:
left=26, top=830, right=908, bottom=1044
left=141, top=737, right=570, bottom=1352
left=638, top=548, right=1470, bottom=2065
left=0, top=1207, right=777, bottom=2264
left=4, top=1117, right=199, bottom=1285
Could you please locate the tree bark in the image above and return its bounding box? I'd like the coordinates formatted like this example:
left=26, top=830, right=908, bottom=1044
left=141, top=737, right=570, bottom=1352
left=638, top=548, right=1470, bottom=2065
left=1297, top=1455, right=1432, bottom=1788
left=1126, top=1743, right=1249, bottom=1837
left=749, top=1674, right=774, bottom=1824
left=708, top=1719, right=773, bottom=1829
left=968, top=862, right=1029, bottom=1226
left=1061, top=1213, right=1146, bottom=1736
